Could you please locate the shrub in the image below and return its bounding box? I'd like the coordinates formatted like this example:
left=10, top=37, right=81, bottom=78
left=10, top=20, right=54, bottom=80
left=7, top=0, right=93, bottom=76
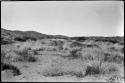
left=84, top=61, right=120, bottom=76
left=68, top=48, right=82, bottom=59
left=103, top=52, right=124, bottom=64
left=70, top=41, right=83, bottom=48
left=82, top=44, right=99, bottom=48
left=36, top=48, right=45, bottom=51
left=50, top=40, right=64, bottom=46
left=14, top=36, right=37, bottom=42
left=58, top=45, right=64, bottom=51
left=84, top=61, right=102, bottom=76
left=14, top=48, right=37, bottom=62
left=1, top=62, right=21, bottom=76
left=24, top=36, right=37, bottom=41
left=33, top=50, right=39, bottom=55
left=1, top=38, right=14, bottom=45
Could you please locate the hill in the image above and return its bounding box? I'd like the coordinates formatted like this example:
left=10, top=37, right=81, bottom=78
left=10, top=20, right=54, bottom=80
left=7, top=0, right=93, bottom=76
left=1, top=28, right=124, bottom=45
left=1, top=28, right=70, bottom=44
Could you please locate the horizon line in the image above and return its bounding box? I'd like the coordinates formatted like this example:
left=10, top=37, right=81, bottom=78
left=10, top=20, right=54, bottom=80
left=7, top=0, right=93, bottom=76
left=1, top=27, right=124, bottom=37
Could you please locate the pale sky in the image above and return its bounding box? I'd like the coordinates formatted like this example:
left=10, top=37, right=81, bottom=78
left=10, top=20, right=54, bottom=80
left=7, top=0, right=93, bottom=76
left=1, top=1, right=124, bottom=37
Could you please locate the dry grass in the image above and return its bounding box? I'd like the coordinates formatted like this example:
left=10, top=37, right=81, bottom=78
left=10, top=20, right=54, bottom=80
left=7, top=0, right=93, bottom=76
left=1, top=39, right=124, bottom=82
left=84, top=61, right=120, bottom=76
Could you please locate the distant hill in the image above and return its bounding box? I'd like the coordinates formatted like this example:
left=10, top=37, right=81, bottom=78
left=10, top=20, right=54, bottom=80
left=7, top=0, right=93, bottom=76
left=71, top=36, right=124, bottom=45
left=1, top=28, right=69, bottom=44
left=1, top=28, right=124, bottom=45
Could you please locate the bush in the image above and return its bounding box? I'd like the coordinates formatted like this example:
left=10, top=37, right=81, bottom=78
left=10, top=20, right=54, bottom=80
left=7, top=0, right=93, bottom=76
left=84, top=61, right=120, bottom=76
left=103, top=53, right=124, bottom=64
left=84, top=61, right=102, bottom=76
left=14, top=48, right=37, bottom=62
left=82, top=44, right=99, bottom=48
left=33, top=50, right=39, bottom=55
left=1, top=62, right=21, bottom=76
left=50, top=40, right=64, bottom=46
left=14, top=37, right=27, bottom=42
left=1, top=37, right=14, bottom=45
left=14, top=36, right=37, bottom=42
left=68, top=48, right=82, bottom=59
left=70, top=41, right=83, bottom=48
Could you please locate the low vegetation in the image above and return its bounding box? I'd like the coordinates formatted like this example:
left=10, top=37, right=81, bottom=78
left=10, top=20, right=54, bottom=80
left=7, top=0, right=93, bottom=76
left=1, top=50, right=21, bottom=76
left=1, top=28, right=124, bottom=82
left=1, top=62, right=21, bottom=76
left=14, top=48, right=37, bottom=62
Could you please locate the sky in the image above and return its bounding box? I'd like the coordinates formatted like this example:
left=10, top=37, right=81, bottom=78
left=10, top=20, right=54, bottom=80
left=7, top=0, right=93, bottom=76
left=1, top=1, right=124, bottom=37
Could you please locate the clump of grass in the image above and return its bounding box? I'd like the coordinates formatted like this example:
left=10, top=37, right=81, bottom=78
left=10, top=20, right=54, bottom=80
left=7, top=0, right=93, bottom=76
left=1, top=62, right=21, bottom=76
left=14, top=48, right=37, bottom=62
left=85, top=61, right=102, bottom=76
left=84, top=61, right=120, bottom=76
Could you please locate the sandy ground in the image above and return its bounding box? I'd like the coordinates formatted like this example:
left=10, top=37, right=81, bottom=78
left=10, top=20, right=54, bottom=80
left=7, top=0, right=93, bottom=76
left=2, top=70, right=108, bottom=82
left=1, top=61, right=111, bottom=82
